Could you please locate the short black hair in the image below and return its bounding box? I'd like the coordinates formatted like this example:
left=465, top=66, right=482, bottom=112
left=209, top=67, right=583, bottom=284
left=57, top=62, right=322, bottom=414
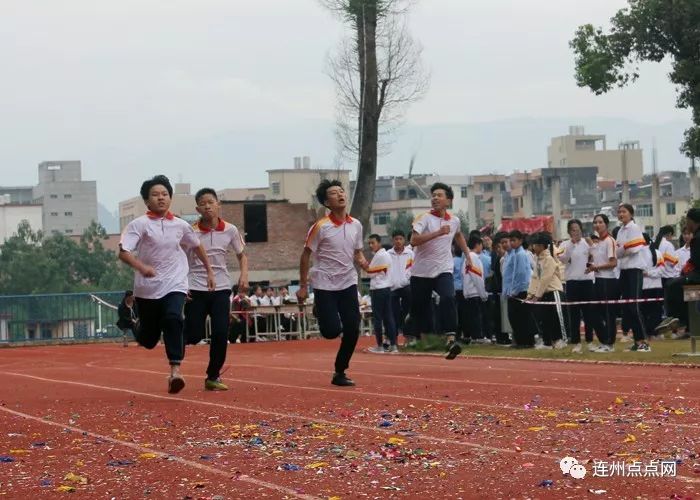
left=611, top=226, right=621, bottom=239
left=468, top=235, right=483, bottom=250
left=368, top=233, right=381, bottom=243
left=124, top=290, right=133, bottom=297
left=391, top=229, right=406, bottom=238
left=688, top=208, right=700, bottom=224
left=509, top=230, right=523, bottom=240
left=567, top=219, right=583, bottom=234
left=195, top=187, right=218, bottom=204
left=430, top=182, right=454, bottom=200
left=593, top=213, right=610, bottom=226
left=316, top=179, right=343, bottom=206
left=140, top=175, right=173, bottom=201
left=619, top=203, right=635, bottom=217
left=494, top=231, right=509, bottom=243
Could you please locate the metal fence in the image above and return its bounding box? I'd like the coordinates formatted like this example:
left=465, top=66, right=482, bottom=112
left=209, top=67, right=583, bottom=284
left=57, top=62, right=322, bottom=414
left=0, top=292, right=124, bottom=344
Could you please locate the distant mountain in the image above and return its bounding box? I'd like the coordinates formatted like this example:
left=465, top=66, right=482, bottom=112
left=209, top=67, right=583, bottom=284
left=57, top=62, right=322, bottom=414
left=98, top=202, right=119, bottom=234
left=91, top=116, right=693, bottom=209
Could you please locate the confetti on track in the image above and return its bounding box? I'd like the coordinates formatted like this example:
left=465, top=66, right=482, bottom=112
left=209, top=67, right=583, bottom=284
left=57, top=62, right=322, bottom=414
left=0, top=338, right=699, bottom=498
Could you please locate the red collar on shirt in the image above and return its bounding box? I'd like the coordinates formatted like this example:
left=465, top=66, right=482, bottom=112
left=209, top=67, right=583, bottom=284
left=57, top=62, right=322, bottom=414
left=146, top=210, right=174, bottom=220
left=197, top=218, right=226, bottom=233
left=430, top=209, right=451, bottom=220
left=329, top=212, right=353, bottom=226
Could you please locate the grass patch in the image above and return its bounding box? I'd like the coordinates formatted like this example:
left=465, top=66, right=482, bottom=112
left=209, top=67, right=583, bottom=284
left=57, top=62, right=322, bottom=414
left=405, top=334, right=700, bottom=365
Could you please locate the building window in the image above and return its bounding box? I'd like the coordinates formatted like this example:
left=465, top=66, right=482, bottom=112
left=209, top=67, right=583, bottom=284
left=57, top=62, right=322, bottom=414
left=408, top=189, right=417, bottom=199
left=460, top=186, right=468, bottom=198
left=65, top=229, right=73, bottom=234
left=65, top=211, right=73, bottom=216
left=64, top=194, right=72, bottom=199
left=636, top=204, right=653, bottom=217
left=50, top=212, right=58, bottom=216
left=271, top=182, right=280, bottom=195
left=483, top=184, right=493, bottom=192
left=243, top=203, right=267, bottom=243
left=373, top=212, right=391, bottom=225
left=50, top=194, right=58, bottom=199
left=666, top=202, right=676, bottom=215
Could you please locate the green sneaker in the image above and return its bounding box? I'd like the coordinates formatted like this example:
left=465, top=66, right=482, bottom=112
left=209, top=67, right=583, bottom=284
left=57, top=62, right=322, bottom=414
left=204, top=378, right=229, bottom=391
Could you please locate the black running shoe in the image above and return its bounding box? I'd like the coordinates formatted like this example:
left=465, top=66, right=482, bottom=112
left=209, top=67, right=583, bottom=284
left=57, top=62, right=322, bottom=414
left=331, top=372, right=355, bottom=387
left=445, top=340, right=462, bottom=360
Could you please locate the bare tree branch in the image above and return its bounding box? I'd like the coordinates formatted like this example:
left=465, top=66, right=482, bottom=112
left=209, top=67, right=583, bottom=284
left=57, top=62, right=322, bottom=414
left=325, top=10, right=429, bottom=161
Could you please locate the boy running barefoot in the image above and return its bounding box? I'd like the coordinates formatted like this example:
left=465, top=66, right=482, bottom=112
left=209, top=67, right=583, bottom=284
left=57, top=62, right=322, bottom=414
left=185, top=188, right=248, bottom=391
left=119, top=175, right=215, bottom=394
left=297, top=180, right=370, bottom=387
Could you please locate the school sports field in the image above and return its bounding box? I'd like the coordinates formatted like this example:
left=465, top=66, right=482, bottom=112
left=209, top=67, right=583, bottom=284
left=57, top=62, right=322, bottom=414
left=1, top=338, right=699, bottom=499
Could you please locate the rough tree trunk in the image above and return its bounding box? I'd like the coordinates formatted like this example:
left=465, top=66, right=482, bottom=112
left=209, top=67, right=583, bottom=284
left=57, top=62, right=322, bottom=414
left=349, top=2, right=379, bottom=236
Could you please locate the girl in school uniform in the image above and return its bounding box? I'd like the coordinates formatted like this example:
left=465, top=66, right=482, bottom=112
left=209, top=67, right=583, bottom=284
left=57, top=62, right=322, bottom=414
left=587, top=214, right=619, bottom=351
left=641, top=233, right=664, bottom=339
left=615, top=203, right=650, bottom=352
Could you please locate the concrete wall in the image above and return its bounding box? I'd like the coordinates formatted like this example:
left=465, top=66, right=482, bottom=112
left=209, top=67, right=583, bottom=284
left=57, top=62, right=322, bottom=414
left=0, top=204, right=42, bottom=242
left=548, top=135, right=644, bottom=181
left=34, top=161, right=98, bottom=236
left=220, top=200, right=316, bottom=284
left=267, top=169, right=352, bottom=206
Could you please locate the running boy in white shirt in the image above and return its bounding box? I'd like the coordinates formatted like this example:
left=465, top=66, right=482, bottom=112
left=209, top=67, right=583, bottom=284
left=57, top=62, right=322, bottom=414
left=297, top=180, right=370, bottom=387
left=184, top=188, right=248, bottom=392
left=367, top=234, right=398, bottom=353
left=119, top=175, right=215, bottom=394
left=409, top=182, right=471, bottom=359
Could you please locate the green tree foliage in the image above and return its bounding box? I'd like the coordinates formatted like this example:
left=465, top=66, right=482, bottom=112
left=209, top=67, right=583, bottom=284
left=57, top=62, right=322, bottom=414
left=385, top=211, right=414, bottom=238
left=455, top=209, right=470, bottom=236
left=570, top=1, right=700, bottom=158
left=0, top=221, right=132, bottom=294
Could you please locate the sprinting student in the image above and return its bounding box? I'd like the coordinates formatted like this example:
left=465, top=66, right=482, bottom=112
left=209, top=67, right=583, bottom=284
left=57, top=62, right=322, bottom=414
left=587, top=214, right=619, bottom=352
left=119, top=175, right=216, bottom=393
left=503, top=230, right=532, bottom=348
left=526, top=232, right=567, bottom=349
left=461, top=235, right=488, bottom=342
left=116, top=290, right=138, bottom=347
left=184, top=188, right=248, bottom=391
left=615, top=203, right=650, bottom=352
left=388, top=230, right=413, bottom=340
left=640, top=233, right=664, bottom=339
left=366, top=234, right=398, bottom=353
left=297, top=179, right=370, bottom=387
left=660, top=209, right=700, bottom=333
left=558, top=219, right=604, bottom=352
left=409, top=182, right=471, bottom=360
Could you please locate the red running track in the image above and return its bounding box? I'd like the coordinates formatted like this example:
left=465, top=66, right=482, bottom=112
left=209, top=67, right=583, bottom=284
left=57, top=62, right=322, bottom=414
left=1, top=338, right=699, bottom=499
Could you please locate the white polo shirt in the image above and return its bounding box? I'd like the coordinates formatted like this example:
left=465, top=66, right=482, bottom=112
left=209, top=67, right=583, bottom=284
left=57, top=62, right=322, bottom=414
left=616, top=220, right=646, bottom=270
left=188, top=219, right=245, bottom=291
left=120, top=212, right=200, bottom=299
left=558, top=238, right=593, bottom=282
left=368, top=247, right=392, bottom=290
left=658, top=238, right=680, bottom=278
left=590, top=234, right=617, bottom=279
left=305, top=213, right=364, bottom=291
left=387, top=247, right=413, bottom=290
left=411, top=210, right=461, bottom=278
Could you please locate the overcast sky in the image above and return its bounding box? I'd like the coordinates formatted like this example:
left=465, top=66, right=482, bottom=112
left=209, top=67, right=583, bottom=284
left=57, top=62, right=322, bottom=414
left=0, top=0, right=690, bottom=211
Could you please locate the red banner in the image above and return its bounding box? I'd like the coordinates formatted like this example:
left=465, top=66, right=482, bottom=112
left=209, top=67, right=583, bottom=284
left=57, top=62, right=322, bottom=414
left=498, top=216, right=554, bottom=234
